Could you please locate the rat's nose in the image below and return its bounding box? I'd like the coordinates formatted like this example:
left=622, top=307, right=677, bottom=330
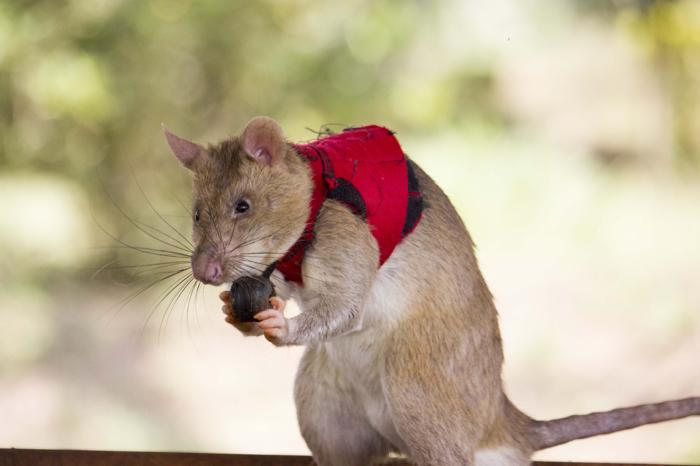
left=193, top=257, right=223, bottom=285
left=205, top=262, right=222, bottom=283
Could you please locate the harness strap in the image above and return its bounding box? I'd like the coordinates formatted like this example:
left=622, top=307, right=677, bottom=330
left=274, top=126, right=423, bottom=286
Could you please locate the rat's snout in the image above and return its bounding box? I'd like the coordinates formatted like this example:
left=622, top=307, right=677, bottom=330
left=192, top=252, right=224, bottom=285
left=203, top=261, right=222, bottom=284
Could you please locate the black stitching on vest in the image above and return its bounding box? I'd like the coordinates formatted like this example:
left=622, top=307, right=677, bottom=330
left=326, top=178, right=367, bottom=220
left=402, top=158, right=423, bottom=236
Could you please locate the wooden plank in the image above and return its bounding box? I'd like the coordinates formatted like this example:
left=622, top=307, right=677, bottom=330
left=0, top=450, right=311, bottom=466
left=0, top=449, right=694, bottom=466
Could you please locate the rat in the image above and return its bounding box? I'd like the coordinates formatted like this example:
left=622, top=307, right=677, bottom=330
left=164, top=116, right=699, bottom=466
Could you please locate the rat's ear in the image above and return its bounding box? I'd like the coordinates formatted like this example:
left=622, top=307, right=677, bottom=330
left=163, top=125, right=204, bottom=170
left=241, top=116, right=287, bottom=166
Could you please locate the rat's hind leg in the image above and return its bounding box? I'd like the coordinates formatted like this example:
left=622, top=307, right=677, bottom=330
left=382, top=311, right=508, bottom=466
left=295, top=345, right=392, bottom=466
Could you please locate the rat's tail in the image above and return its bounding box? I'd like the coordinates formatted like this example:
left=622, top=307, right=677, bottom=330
left=529, top=397, right=700, bottom=450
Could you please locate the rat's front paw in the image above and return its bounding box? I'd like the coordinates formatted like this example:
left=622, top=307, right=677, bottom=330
left=219, top=291, right=263, bottom=337
left=254, top=297, right=289, bottom=346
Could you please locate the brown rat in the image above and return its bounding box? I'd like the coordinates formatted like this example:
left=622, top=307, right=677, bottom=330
left=165, top=116, right=699, bottom=466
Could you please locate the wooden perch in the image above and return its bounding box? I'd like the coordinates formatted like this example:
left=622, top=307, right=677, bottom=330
left=0, top=449, right=695, bottom=466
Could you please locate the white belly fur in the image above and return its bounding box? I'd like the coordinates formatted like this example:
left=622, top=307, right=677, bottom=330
left=475, top=447, right=528, bottom=466
left=307, top=244, right=414, bottom=449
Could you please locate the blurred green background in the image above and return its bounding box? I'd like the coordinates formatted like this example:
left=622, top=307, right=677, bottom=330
left=1, top=0, right=699, bottom=462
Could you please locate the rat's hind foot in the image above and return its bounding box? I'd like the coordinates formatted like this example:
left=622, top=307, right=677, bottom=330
left=295, top=345, right=393, bottom=466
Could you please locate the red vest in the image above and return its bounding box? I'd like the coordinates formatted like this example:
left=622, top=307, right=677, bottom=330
left=276, top=126, right=423, bottom=285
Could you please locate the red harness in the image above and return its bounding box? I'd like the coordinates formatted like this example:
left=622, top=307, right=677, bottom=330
left=275, top=125, right=423, bottom=285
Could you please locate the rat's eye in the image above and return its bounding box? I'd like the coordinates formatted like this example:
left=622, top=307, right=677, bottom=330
left=194, top=208, right=201, bottom=222
left=234, top=199, right=250, bottom=215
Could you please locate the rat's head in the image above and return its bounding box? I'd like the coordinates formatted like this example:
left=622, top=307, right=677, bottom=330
left=164, top=116, right=312, bottom=286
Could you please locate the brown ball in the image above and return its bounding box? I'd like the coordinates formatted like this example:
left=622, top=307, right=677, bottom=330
left=229, top=275, right=276, bottom=323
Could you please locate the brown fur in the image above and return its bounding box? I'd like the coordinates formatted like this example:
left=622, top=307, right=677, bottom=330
left=166, top=117, right=700, bottom=466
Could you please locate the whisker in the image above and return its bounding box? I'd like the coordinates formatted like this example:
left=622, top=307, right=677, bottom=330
left=95, top=245, right=190, bottom=258
left=183, top=277, right=199, bottom=339
left=228, top=231, right=279, bottom=254
left=159, top=274, right=195, bottom=342
left=176, top=197, right=193, bottom=216
left=98, top=177, right=192, bottom=254
left=237, top=252, right=289, bottom=257
left=105, top=267, right=191, bottom=324
left=193, top=280, right=203, bottom=330
left=91, top=215, right=191, bottom=259
left=129, top=265, right=192, bottom=281
left=223, top=213, right=239, bottom=254
left=229, top=262, right=286, bottom=289
left=239, top=258, right=324, bottom=285
left=130, top=168, right=194, bottom=250
left=206, top=206, right=227, bottom=252
left=133, top=220, right=192, bottom=253
left=89, top=259, right=118, bottom=280
left=95, top=260, right=190, bottom=272
left=140, top=271, right=193, bottom=342
left=227, top=213, right=312, bottom=255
